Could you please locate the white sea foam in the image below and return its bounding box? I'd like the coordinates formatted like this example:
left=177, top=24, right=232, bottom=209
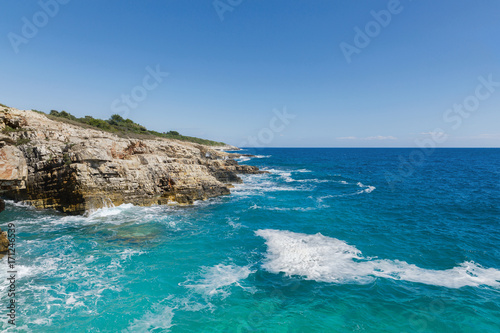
left=192, top=196, right=224, bottom=207
left=237, top=156, right=252, bottom=162
left=16, top=257, right=62, bottom=279
left=249, top=204, right=318, bottom=212
left=232, top=174, right=305, bottom=196
left=65, top=294, right=85, bottom=307
left=262, top=168, right=354, bottom=185
left=357, top=182, right=376, bottom=194
left=0, top=230, right=137, bottom=329
left=236, top=154, right=270, bottom=163
left=256, top=229, right=500, bottom=289
left=227, top=218, right=245, bottom=229
left=3, top=199, right=33, bottom=208
left=295, top=179, right=334, bottom=183
left=232, top=168, right=319, bottom=196
left=124, top=304, right=174, bottom=333
left=316, top=182, right=376, bottom=200
left=88, top=203, right=135, bottom=218
left=120, top=249, right=145, bottom=261
left=183, top=264, right=255, bottom=298
left=282, top=173, right=294, bottom=182
left=33, top=318, right=52, bottom=326
left=263, top=168, right=294, bottom=182
left=35, top=203, right=178, bottom=230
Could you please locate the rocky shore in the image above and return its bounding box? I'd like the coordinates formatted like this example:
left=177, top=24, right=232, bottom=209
left=0, top=198, right=7, bottom=253
left=0, top=107, right=261, bottom=214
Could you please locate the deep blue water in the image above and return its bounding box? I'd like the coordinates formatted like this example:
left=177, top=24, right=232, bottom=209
left=1, top=148, right=499, bottom=332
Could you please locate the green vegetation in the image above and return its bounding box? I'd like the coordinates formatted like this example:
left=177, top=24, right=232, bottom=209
left=63, top=153, right=72, bottom=165
left=45, top=110, right=225, bottom=146
left=1, top=125, right=16, bottom=134
left=2, top=125, right=31, bottom=134
left=0, top=103, right=8, bottom=108
left=15, top=138, right=31, bottom=146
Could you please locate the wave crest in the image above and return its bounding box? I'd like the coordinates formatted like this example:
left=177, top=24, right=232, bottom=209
left=256, top=229, right=500, bottom=289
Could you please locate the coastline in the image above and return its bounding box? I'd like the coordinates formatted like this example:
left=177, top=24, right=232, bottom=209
left=0, top=107, right=262, bottom=214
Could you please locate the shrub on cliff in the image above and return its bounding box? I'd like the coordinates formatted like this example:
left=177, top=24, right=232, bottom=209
left=43, top=110, right=225, bottom=146
left=107, top=114, right=147, bottom=133
left=80, top=116, right=115, bottom=132
left=50, top=110, right=78, bottom=121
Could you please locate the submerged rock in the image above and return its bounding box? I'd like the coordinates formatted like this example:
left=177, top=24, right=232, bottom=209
left=0, top=229, right=8, bottom=253
left=0, top=198, right=7, bottom=253
left=0, top=107, right=263, bottom=214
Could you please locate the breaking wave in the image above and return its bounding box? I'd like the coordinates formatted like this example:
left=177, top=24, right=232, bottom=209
left=181, top=264, right=255, bottom=298
left=256, top=229, right=500, bottom=289
left=123, top=303, right=174, bottom=333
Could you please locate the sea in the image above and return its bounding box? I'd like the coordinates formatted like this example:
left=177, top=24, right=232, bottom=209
left=0, top=148, right=499, bottom=332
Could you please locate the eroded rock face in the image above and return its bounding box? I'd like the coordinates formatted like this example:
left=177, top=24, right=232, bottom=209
left=0, top=107, right=261, bottom=214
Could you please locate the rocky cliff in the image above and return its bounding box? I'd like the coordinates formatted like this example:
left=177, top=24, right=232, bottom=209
left=0, top=107, right=261, bottom=214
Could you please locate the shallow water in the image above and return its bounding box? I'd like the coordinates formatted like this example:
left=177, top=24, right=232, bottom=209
left=1, top=148, right=499, bottom=332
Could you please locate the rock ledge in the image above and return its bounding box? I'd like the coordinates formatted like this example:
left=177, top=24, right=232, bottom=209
left=0, top=107, right=261, bottom=214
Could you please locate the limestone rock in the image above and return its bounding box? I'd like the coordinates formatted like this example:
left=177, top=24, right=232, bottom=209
left=0, top=107, right=262, bottom=214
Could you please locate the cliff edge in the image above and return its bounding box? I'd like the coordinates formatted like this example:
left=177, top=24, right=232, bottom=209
left=0, top=107, right=260, bottom=214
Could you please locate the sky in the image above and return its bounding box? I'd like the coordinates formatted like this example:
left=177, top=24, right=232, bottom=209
left=1, top=0, right=499, bottom=147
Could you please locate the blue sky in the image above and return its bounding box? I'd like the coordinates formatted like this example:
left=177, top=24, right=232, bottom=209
left=1, top=0, right=499, bottom=147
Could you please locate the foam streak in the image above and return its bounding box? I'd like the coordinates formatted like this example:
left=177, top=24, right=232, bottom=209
left=256, top=229, right=500, bottom=289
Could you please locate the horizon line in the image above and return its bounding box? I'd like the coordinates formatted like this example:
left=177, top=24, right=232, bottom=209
left=238, top=147, right=500, bottom=149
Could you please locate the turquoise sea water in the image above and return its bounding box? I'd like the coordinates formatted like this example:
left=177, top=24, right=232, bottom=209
left=1, top=148, right=499, bottom=332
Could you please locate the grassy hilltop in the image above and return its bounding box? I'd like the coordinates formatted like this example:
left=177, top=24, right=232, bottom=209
left=35, top=109, right=226, bottom=146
